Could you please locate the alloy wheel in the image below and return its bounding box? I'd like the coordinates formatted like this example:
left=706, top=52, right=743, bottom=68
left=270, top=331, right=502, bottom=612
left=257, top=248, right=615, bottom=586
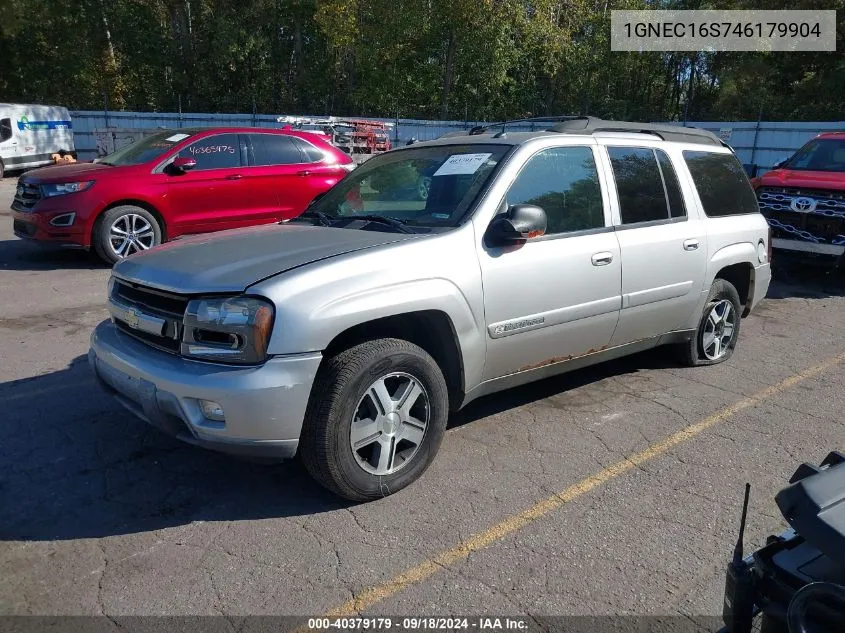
left=349, top=372, right=430, bottom=475
left=108, top=213, right=156, bottom=258
left=702, top=299, right=736, bottom=361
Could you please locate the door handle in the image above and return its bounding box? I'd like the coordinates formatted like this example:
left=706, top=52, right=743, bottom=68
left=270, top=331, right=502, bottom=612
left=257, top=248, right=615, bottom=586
left=683, top=238, right=700, bottom=251
left=226, top=174, right=243, bottom=180
left=591, top=252, right=614, bottom=266
left=297, top=170, right=312, bottom=176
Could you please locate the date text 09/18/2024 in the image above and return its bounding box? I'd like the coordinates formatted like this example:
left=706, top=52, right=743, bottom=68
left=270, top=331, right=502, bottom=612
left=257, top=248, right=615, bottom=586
left=307, top=618, right=529, bottom=631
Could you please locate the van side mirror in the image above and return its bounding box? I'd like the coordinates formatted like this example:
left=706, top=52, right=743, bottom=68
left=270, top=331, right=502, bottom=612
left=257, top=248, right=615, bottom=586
left=486, top=204, right=547, bottom=246
left=171, top=157, right=197, bottom=172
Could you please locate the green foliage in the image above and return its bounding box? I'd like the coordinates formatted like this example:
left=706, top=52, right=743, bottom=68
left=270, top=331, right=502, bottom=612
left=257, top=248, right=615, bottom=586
left=1, top=0, right=843, bottom=121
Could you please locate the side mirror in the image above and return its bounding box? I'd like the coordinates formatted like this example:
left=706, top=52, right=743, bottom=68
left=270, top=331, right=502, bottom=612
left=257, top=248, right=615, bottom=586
left=171, top=157, right=197, bottom=172
left=486, top=204, right=547, bottom=246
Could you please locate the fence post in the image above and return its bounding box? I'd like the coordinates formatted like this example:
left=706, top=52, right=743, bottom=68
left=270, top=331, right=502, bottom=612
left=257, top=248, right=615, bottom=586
left=749, top=104, right=763, bottom=175
left=178, top=94, right=183, bottom=128
left=103, top=91, right=109, bottom=129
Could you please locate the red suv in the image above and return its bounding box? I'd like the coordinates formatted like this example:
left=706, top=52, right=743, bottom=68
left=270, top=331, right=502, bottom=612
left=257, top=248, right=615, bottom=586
left=11, top=127, right=353, bottom=263
left=751, top=131, right=845, bottom=260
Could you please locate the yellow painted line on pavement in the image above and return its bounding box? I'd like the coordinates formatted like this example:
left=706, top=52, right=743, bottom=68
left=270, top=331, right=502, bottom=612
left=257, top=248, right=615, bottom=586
left=325, top=350, right=845, bottom=617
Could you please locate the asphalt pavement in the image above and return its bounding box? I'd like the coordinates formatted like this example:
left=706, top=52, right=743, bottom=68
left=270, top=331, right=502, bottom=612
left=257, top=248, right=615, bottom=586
left=2, top=175, right=845, bottom=626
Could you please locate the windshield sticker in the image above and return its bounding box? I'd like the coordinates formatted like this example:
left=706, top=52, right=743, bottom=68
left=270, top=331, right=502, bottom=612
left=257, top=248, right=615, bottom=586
left=165, top=133, right=190, bottom=142
left=431, top=213, right=451, bottom=219
left=433, top=153, right=493, bottom=176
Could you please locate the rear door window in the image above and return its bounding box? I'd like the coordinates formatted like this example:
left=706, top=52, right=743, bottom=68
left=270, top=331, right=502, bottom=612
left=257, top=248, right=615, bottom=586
left=656, top=150, right=687, bottom=218
left=179, top=134, right=241, bottom=170
left=251, top=134, right=304, bottom=166
left=291, top=137, right=326, bottom=162
left=608, top=147, right=674, bottom=224
left=683, top=151, right=759, bottom=217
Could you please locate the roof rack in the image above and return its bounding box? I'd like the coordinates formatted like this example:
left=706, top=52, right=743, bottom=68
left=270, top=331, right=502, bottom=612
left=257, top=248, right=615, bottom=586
left=548, top=117, right=722, bottom=146
left=466, top=115, right=584, bottom=136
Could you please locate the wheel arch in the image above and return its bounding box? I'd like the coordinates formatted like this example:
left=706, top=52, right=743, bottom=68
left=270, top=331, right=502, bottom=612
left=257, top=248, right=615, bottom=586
left=713, top=262, right=754, bottom=317
left=322, top=310, right=466, bottom=411
left=93, top=199, right=167, bottom=242
left=708, top=243, right=756, bottom=317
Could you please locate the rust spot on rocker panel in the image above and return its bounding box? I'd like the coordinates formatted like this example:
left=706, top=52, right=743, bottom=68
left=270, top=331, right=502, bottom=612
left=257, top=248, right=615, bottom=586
left=517, top=345, right=609, bottom=373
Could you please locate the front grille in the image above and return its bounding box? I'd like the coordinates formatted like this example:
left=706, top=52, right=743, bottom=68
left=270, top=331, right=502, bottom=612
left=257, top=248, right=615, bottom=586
left=115, top=319, right=182, bottom=353
left=111, top=280, right=189, bottom=354
left=12, top=179, right=41, bottom=212
left=13, top=219, right=37, bottom=237
left=113, top=280, right=189, bottom=319
left=757, top=187, right=845, bottom=245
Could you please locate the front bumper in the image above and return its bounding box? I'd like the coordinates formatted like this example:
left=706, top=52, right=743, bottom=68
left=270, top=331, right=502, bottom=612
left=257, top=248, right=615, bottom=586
left=89, top=319, right=322, bottom=459
left=12, top=208, right=88, bottom=246
left=771, top=237, right=845, bottom=257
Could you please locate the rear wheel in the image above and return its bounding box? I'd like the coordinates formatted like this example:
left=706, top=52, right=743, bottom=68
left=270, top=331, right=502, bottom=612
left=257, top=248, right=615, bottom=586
left=299, top=338, right=449, bottom=501
left=678, top=278, right=742, bottom=366
left=93, top=205, right=162, bottom=264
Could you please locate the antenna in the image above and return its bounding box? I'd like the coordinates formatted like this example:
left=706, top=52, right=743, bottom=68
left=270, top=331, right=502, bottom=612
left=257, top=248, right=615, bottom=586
left=733, top=483, right=751, bottom=565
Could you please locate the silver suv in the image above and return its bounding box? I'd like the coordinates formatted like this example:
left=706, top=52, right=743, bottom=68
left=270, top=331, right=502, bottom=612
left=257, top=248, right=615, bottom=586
left=89, top=118, right=772, bottom=500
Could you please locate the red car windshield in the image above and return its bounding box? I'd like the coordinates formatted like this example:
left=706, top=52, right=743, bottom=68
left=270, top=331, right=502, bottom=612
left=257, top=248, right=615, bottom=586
left=99, top=131, right=193, bottom=166
left=784, top=138, right=845, bottom=172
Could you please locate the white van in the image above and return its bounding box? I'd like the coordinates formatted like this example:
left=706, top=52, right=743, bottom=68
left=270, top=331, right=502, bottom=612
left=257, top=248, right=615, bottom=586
left=0, top=103, right=75, bottom=178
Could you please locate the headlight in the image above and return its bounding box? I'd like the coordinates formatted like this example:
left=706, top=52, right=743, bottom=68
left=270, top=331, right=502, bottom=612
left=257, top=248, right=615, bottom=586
left=41, top=181, right=94, bottom=198
left=182, top=296, right=275, bottom=364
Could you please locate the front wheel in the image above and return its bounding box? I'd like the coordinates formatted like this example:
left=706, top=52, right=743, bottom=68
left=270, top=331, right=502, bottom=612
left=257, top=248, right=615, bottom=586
left=93, top=205, right=162, bottom=264
left=299, top=338, right=449, bottom=501
left=678, top=278, right=742, bottom=367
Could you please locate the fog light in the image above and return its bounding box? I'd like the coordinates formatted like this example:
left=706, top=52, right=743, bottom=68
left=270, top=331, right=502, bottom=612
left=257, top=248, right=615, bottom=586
left=199, top=400, right=225, bottom=421
left=49, top=212, right=76, bottom=227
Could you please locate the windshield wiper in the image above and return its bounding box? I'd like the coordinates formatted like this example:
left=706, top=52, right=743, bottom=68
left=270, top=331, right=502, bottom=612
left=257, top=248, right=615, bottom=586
left=347, top=214, right=415, bottom=233
left=286, top=210, right=335, bottom=227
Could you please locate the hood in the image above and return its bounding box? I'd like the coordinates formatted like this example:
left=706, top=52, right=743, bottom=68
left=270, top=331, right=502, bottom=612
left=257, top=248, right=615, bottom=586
left=112, top=222, right=421, bottom=294
left=753, top=168, right=845, bottom=192
left=21, top=161, right=128, bottom=183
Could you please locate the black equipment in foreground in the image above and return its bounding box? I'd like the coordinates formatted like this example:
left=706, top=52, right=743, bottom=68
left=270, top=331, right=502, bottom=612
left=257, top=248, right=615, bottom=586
left=720, top=452, right=845, bottom=633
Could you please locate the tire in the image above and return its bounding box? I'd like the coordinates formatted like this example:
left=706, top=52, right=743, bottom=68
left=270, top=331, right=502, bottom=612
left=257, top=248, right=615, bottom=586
left=678, top=278, right=742, bottom=367
left=299, top=338, right=449, bottom=501
left=93, top=205, right=162, bottom=264
left=0, top=159, right=5, bottom=179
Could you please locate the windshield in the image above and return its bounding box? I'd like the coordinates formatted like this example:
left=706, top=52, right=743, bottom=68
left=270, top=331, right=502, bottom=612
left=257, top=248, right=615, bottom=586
left=784, top=138, right=845, bottom=172
left=309, top=144, right=510, bottom=228
left=99, top=131, right=192, bottom=166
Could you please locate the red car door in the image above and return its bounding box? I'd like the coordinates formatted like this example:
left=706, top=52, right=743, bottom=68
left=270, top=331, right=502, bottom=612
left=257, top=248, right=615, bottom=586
left=247, top=132, right=345, bottom=221
left=165, top=132, right=257, bottom=235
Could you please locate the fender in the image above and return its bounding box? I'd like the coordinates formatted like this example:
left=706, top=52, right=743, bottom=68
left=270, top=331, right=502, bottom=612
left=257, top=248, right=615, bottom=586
left=707, top=241, right=757, bottom=283
left=316, top=278, right=484, bottom=386
left=678, top=241, right=759, bottom=328
left=261, top=276, right=487, bottom=391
